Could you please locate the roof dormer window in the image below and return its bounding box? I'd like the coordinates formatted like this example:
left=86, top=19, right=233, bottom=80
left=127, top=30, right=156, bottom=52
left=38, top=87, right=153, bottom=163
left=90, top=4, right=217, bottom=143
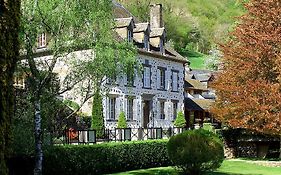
left=127, top=28, right=133, bottom=42
left=160, top=38, right=164, bottom=54
left=38, top=33, right=46, bottom=48
left=144, top=34, right=149, bottom=50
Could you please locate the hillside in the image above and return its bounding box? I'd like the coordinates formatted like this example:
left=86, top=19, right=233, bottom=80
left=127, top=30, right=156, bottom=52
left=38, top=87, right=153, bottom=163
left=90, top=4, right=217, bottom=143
left=118, top=0, right=246, bottom=69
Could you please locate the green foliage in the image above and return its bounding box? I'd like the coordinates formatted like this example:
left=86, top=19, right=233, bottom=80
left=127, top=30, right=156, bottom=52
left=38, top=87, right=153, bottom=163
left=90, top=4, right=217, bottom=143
left=91, top=89, right=104, bottom=138
left=120, top=0, right=245, bottom=56
left=202, top=123, right=215, bottom=133
left=117, top=111, right=127, bottom=128
left=173, top=111, right=186, bottom=128
left=167, top=129, right=224, bottom=175
left=12, top=89, right=66, bottom=155
left=63, top=99, right=80, bottom=111
left=43, top=140, right=171, bottom=175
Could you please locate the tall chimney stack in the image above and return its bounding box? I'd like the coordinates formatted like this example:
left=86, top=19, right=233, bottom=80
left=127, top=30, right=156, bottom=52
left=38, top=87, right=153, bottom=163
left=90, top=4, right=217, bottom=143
left=150, top=4, right=163, bottom=28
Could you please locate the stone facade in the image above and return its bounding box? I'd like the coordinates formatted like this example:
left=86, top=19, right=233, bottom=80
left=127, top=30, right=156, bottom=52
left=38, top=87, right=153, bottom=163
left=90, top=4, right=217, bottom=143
left=103, top=53, right=185, bottom=129
left=100, top=3, right=187, bottom=129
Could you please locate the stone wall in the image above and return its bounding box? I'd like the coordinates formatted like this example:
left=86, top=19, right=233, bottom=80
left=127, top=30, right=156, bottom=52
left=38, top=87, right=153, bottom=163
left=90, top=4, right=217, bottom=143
left=103, top=53, right=185, bottom=129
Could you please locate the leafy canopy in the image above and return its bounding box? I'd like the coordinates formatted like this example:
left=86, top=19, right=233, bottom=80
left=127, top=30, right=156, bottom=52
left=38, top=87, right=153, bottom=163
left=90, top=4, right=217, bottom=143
left=212, top=0, right=281, bottom=136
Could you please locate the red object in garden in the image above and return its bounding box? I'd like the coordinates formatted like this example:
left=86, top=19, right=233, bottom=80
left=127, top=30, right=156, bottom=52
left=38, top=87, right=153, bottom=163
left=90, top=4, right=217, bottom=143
left=67, top=128, right=78, bottom=140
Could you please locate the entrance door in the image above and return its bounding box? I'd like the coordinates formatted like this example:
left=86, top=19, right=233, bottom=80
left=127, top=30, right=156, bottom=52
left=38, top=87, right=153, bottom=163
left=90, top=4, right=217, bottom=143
left=143, top=100, right=150, bottom=128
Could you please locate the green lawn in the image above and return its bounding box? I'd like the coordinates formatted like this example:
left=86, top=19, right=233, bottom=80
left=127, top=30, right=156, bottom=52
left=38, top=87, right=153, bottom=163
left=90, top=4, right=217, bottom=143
left=109, top=159, right=281, bottom=175
left=188, top=56, right=207, bottom=69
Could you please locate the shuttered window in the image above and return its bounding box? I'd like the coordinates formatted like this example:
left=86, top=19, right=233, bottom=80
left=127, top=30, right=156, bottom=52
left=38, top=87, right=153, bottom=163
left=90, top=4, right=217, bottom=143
left=127, top=98, right=133, bottom=121
left=160, top=101, right=165, bottom=119
left=109, top=97, right=116, bottom=120
left=143, top=66, right=151, bottom=88
left=38, top=33, right=46, bottom=48
left=172, top=71, right=178, bottom=91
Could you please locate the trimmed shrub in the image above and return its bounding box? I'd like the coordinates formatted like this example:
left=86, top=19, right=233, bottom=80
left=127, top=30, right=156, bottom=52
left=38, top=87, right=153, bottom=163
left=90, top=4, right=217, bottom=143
left=91, top=89, right=105, bottom=138
left=202, top=123, right=215, bottom=132
left=117, top=111, right=127, bottom=128
left=167, top=129, right=224, bottom=175
left=43, top=140, right=171, bottom=175
left=174, top=111, right=186, bottom=127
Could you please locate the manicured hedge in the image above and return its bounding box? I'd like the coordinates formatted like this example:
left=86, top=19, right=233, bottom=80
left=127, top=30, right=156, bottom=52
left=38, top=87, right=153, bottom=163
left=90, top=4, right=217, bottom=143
left=43, top=140, right=171, bottom=175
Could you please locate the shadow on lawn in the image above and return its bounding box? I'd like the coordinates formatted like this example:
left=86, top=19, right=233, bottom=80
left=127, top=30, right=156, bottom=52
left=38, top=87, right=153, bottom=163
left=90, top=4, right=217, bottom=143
left=122, top=170, right=262, bottom=175
left=122, top=169, right=178, bottom=175
left=207, top=172, right=262, bottom=175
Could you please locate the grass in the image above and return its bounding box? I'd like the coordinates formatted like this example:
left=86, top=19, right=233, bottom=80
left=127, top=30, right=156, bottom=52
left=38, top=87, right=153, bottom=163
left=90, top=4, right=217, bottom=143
left=189, top=56, right=207, bottom=69
left=108, top=159, right=281, bottom=175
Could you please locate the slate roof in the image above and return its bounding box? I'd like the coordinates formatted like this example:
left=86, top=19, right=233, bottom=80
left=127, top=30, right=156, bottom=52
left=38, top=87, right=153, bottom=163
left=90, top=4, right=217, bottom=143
left=134, top=23, right=149, bottom=33
left=190, top=69, right=214, bottom=82
left=185, top=78, right=207, bottom=91
left=150, top=28, right=165, bottom=37
left=112, top=1, right=188, bottom=64
left=185, top=98, right=214, bottom=111
left=115, top=17, right=134, bottom=28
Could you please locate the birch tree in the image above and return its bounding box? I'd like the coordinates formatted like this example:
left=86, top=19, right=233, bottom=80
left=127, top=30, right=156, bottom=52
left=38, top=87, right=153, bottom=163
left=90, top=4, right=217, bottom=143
left=20, top=0, right=136, bottom=174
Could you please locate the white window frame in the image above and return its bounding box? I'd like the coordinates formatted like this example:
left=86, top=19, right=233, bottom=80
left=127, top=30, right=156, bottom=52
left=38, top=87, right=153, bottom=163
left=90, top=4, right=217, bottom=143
left=143, top=66, right=151, bottom=88
left=38, top=33, right=46, bottom=48
left=160, top=101, right=165, bottom=119
left=172, top=71, right=179, bottom=92
left=172, top=101, right=178, bottom=120
left=109, top=97, right=116, bottom=120
left=127, top=98, right=133, bottom=121
left=159, top=68, right=165, bottom=90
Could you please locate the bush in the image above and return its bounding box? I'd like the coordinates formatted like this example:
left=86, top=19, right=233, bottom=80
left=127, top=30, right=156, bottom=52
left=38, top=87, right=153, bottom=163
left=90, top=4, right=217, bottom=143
left=167, top=129, right=224, bottom=175
left=202, top=123, right=215, bottom=132
left=44, top=140, right=171, bottom=175
left=174, top=111, right=186, bottom=127
left=117, top=111, right=127, bottom=128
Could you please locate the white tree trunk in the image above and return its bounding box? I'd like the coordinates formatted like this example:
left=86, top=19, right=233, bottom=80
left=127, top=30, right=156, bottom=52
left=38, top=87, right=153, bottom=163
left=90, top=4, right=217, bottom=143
left=34, top=98, right=43, bottom=175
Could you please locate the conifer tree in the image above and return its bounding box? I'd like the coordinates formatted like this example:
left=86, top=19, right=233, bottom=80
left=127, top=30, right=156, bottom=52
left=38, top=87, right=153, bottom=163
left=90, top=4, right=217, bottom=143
left=117, top=111, right=127, bottom=128
left=91, top=89, right=104, bottom=138
left=174, top=111, right=186, bottom=128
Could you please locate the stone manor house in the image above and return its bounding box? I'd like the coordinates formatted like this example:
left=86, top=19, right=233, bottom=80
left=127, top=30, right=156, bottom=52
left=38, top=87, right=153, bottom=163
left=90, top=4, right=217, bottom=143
left=16, top=2, right=189, bottom=129
left=99, top=3, right=188, bottom=128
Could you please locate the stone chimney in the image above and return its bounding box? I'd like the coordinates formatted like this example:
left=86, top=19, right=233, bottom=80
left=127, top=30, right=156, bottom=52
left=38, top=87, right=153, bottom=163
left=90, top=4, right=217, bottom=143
left=150, top=4, right=163, bottom=28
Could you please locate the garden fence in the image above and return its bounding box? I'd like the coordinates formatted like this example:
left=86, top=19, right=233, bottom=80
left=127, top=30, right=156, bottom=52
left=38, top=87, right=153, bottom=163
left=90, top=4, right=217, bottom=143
left=51, top=127, right=188, bottom=145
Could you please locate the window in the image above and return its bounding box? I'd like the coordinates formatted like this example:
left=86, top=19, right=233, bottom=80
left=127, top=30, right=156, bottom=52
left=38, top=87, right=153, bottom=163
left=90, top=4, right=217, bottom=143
left=159, top=39, right=164, bottom=54
left=127, top=29, right=133, bottom=42
left=38, top=33, right=46, bottom=48
left=160, top=101, right=165, bottom=119
left=107, top=74, right=117, bottom=85
left=172, top=101, right=178, bottom=120
left=143, top=66, right=151, bottom=88
left=144, top=34, right=149, bottom=50
left=109, top=97, right=116, bottom=120
left=172, top=71, right=179, bottom=91
left=13, top=76, right=25, bottom=89
left=157, top=68, right=165, bottom=90
left=126, top=70, right=134, bottom=87
left=127, top=98, right=133, bottom=121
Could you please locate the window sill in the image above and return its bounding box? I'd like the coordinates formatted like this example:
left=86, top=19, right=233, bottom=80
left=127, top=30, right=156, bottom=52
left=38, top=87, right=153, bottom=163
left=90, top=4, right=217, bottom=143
left=126, top=120, right=137, bottom=122
left=106, top=119, right=117, bottom=122
left=143, top=87, right=152, bottom=89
